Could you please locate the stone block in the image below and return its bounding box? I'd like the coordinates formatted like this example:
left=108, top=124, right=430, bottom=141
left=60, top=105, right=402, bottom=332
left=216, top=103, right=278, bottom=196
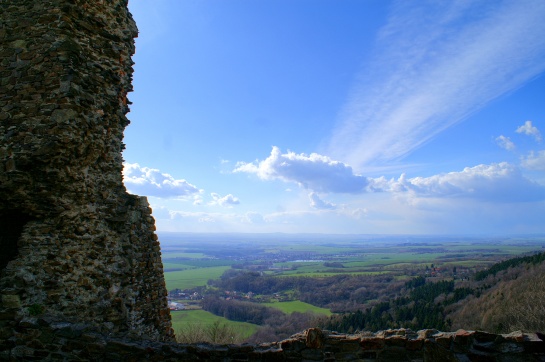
left=281, top=338, right=306, bottom=352
left=305, top=328, right=325, bottom=349
left=424, top=340, right=458, bottom=362
left=1, top=294, right=21, bottom=308
left=360, top=337, right=385, bottom=351
left=301, top=348, right=324, bottom=360
left=385, top=335, right=407, bottom=347
left=453, top=329, right=474, bottom=353
left=405, top=338, right=424, bottom=351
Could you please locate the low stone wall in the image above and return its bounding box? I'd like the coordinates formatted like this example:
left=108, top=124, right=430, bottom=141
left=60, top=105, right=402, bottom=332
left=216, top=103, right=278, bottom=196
left=2, top=318, right=544, bottom=361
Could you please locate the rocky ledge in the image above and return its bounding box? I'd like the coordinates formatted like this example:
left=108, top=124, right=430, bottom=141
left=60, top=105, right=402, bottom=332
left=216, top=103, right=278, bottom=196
left=2, top=318, right=544, bottom=361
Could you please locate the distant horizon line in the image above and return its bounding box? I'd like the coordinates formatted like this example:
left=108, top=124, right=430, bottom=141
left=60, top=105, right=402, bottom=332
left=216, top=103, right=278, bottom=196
left=156, top=231, right=545, bottom=238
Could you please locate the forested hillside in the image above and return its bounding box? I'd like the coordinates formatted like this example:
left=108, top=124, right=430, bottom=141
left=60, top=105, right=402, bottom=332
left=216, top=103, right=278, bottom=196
left=320, top=252, right=545, bottom=334
left=320, top=277, right=472, bottom=332
left=447, top=256, right=545, bottom=333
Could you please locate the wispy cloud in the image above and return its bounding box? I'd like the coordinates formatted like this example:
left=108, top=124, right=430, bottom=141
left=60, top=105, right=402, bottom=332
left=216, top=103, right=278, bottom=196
left=123, top=163, right=201, bottom=198
left=521, top=150, right=545, bottom=171
left=309, top=192, right=336, bottom=210
left=328, top=0, right=545, bottom=170
left=243, top=212, right=265, bottom=224
left=516, top=120, right=542, bottom=142
left=495, top=135, right=515, bottom=151
left=209, top=193, right=240, bottom=207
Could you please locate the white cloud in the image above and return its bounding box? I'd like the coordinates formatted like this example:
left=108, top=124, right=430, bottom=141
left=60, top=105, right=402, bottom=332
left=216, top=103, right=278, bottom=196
left=234, top=146, right=368, bottom=193
left=157, top=210, right=271, bottom=233
left=309, top=192, right=336, bottom=210
left=169, top=211, right=223, bottom=223
left=372, top=162, right=545, bottom=202
left=328, top=0, right=545, bottom=170
left=243, top=212, right=265, bottom=224
left=236, top=148, right=545, bottom=203
left=209, top=193, right=240, bottom=207
left=198, top=216, right=216, bottom=223
left=495, top=135, right=515, bottom=151
left=516, top=120, right=542, bottom=142
left=193, top=194, right=204, bottom=206
left=350, top=208, right=368, bottom=219
left=123, top=163, right=201, bottom=198
left=521, top=150, right=545, bottom=171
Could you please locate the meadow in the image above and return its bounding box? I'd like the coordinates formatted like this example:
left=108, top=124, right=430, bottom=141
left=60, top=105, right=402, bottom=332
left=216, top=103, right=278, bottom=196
left=171, top=309, right=258, bottom=339
left=164, top=266, right=231, bottom=290
left=263, top=300, right=332, bottom=316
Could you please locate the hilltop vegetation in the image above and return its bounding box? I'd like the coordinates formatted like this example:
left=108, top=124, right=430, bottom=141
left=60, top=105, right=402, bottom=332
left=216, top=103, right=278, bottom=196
left=322, top=252, right=545, bottom=334
left=447, top=256, right=545, bottom=333
left=474, top=251, right=545, bottom=280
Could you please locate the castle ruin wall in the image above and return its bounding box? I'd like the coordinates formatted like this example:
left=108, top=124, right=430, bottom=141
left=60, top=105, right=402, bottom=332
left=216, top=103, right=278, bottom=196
left=0, top=0, right=173, bottom=342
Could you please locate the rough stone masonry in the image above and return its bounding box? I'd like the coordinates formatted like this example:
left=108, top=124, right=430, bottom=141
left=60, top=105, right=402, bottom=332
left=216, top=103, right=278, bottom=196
left=0, top=0, right=173, bottom=342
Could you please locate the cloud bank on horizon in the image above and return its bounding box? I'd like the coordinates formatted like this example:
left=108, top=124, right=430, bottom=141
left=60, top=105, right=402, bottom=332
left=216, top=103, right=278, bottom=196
left=327, top=0, right=545, bottom=170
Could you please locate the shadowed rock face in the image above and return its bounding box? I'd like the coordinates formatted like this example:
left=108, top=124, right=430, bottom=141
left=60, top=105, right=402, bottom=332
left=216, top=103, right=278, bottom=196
left=0, top=0, right=173, bottom=341
left=0, top=212, right=31, bottom=271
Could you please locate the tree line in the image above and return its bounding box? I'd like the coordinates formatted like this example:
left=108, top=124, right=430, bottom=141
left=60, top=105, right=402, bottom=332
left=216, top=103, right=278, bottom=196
left=209, top=270, right=404, bottom=312
left=320, top=277, right=473, bottom=332
left=474, top=251, right=545, bottom=280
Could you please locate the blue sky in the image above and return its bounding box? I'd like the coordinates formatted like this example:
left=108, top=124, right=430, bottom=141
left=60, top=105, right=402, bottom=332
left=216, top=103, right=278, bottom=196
left=123, top=0, right=545, bottom=235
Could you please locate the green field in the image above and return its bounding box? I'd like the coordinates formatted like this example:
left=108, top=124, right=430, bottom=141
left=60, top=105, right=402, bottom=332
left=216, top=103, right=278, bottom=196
left=276, top=269, right=384, bottom=277
left=162, top=262, right=194, bottom=271
left=164, top=266, right=231, bottom=290
left=171, top=310, right=258, bottom=338
left=160, top=235, right=545, bottom=287
left=263, top=301, right=332, bottom=316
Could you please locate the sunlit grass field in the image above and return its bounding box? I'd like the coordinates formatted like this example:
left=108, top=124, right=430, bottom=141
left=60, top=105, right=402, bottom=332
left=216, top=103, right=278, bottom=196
left=263, top=300, right=332, bottom=316
left=171, top=310, right=258, bottom=339
left=164, top=266, right=231, bottom=290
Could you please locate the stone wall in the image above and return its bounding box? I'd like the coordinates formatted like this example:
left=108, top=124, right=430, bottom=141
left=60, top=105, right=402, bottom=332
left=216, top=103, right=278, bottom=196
left=3, top=323, right=545, bottom=361
left=0, top=0, right=173, bottom=342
